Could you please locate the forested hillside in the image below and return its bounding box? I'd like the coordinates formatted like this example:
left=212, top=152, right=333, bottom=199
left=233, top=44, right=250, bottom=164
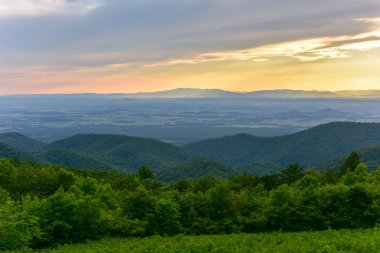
left=38, top=148, right=112, bottom=170
left=236, top=161, right=282, bottom=175
left=0, top=132, right=45, bottom=152
left=41, top=134, right=189, bottom=171
left=184, top=122, right=380, bottom=167
left=2, top=122, right=380, bottom=179
left=0, top=153, right=380, bottom=251
left=0, top=142, right=36, bottom=161
left=322, top=144, right=380, bottom=171
left=156, top=157, right=237, bottom=182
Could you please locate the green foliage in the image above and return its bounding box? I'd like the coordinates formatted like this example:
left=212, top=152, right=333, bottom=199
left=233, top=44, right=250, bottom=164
left=4, top=124, right=380, bottom=179
left=340, top=151, right=361, bottom=175
left=0, top=198, right=41, bottom=251
left=121, top=185, right=155, bottom=221
left=39, top=149, right=110, bottom=170
left=148, top=198, right=181, bottom=236
left=322, top=145, right=380, bottom=172
left=0, top=186, right=8, bottom=204
left=29, top=178, right=119, bottom=247
left=184, top=122, right=380, bottom=168
left=137, top=166, right=153, bottom=180
left=0, top=157, right=380, bottom=251
left=157, top=157, right=236, bottom=182
left=236, top=161, right=282, bottom=175
left=296, top=174, right=320, bottom=189
left=40, top=134, right=189, bottom=172
left=23, top=228, right=380, bottom=253
left=0, top=132, right=45, bottom=152
left=205, top=183, right=238, bottom=233
left=0, top=142, right=36, bottom=162
left=280, top=163, right=304, bottom=185
left=0, top=159, right=60, bottom=199
left=267, top=184, right=302, bottom=231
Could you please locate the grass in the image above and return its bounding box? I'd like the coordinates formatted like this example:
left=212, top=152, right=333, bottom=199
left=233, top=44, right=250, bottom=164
left=14, top=228, right=380, bottom=253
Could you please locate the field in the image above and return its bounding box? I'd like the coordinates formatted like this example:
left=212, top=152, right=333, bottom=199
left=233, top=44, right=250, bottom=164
left=20, top=228, right=380, bottom=253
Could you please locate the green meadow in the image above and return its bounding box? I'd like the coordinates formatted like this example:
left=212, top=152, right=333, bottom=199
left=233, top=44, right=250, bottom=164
left=18, top=228, right=379, bottom=253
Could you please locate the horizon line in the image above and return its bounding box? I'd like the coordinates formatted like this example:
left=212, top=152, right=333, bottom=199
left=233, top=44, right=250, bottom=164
left=1, top=88, right=380, bottom=96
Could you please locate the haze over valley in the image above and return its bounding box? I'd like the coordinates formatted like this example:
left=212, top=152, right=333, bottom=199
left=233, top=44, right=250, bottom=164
left=2, top=88, right=380, bottom=144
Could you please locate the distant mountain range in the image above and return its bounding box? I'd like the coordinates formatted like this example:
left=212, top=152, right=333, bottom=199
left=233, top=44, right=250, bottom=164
left=124, top=88, right=242, bottom=99
left=1, top=121, right=380, bottom=180
left=119, top=88, right=380, bottom=99
left=6, top=88, right=380, bottom=99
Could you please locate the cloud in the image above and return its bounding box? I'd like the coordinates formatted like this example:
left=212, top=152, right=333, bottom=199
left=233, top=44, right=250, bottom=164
left=1, top=0, right=380, bottom=93
left=2, top=0, right=380, bottom=67
left=148, top=18, right=380, bottom=65
left=0, top=0, right=102, bottom=17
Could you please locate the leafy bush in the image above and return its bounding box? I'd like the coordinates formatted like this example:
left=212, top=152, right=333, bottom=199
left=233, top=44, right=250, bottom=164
left=0, top=155, right=380, bottom=250
left=0, top=198, right=40, bottom=251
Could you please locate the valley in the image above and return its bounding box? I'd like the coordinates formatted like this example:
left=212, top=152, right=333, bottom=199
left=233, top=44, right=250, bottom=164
left=1, top=91, right=380, bottom=145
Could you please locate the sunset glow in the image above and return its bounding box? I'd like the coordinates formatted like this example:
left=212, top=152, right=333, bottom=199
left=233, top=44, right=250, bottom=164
left=1, top=0, right=380, bottom=94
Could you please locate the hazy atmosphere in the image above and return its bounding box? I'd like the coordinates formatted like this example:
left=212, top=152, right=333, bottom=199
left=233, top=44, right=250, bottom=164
left=1, top=0, right=380, bottom=94
left=2, top=1, right=380, bottom=252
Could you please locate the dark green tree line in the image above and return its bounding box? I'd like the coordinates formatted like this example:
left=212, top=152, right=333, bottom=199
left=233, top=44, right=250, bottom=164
left=0, top=152, right=380, bottom=250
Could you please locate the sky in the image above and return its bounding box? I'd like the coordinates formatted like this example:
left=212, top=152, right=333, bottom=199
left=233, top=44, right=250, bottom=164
left=1, top=0, right=380, bottom=94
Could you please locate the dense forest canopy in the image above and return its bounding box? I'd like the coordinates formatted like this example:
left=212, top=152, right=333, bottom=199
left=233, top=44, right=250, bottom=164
left=1, top=151, right=380, bottom=250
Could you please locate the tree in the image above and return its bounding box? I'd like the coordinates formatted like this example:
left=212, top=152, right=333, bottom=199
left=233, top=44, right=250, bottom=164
left=268, top=184, right=302, bottom=231
left=280, top=163, right=304, bottom=185
left=0, top=198, right=41, bottom=250
left=121, top=185, right=155, bottom=220
left=259, top=174, right=281, bottom=190
left=318, top=184, right=350, bottom=228
left=147, top=198, right=181, bottom=236
left=137, top=166, right=153, bottom=180
left=347, top=185, right=373, bottom=228
left=296, top=175, right=320, bottom=190
left=206, top=183, right=239, bottom=233
left=340, top=151, right=361, bottom=175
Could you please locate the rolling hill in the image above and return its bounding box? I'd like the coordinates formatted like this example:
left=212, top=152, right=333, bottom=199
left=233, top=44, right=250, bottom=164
left=0, top=132, right=45, bottom=152
left=322, top=145, right=380, bottom=172
left=40, top=134, right=190, bottom=171
left=236, top=161, right=282, bottom=175
left=184, top=122, right=380, bottom=168
left=38, top=148, right=111, bottom=170
left=2, top=122, right=380, bottom=178
left=156, top=157, right=237, bottom=182
left=0, top=142, right=36, bottom=161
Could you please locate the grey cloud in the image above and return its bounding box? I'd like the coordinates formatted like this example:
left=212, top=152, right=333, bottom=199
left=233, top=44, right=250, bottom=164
left=1, top=0, right=380, bottom=69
